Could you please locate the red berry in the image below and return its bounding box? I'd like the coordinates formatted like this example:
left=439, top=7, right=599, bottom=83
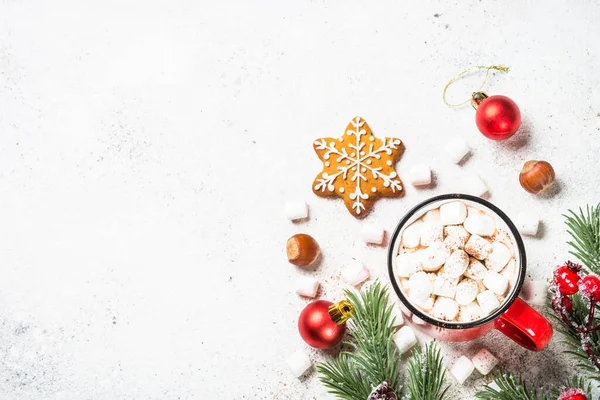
left=558, top=388, right=587, bottom=400
left=554, top=266, right=580, bottom=295
left=562, top=296, right=573, bottom=313
left=579, top=274, right=600, bottom=302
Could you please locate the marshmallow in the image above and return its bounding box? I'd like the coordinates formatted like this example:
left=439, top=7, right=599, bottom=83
left=464, top=258, right=488, bottom=280
left=422, top=209, right=440, bottom=222
left=393, top=326, right=418, bottom=354
left=471, top=348, right=499, bottom=376
left=412, top=314, right=427, bottom=325
left=464, top=175, right=489, bottom=197
left=421, top=242, right=450, bottom=272
left=464, top=214, right=496, bottom=237
left=444, top=225, right=470, bottom=251
left=400, top=278, right=410, bottom=291
left=342, top=260, right=370, bottom=286
left=455, top=279, right=479, bottom=305
left=444, top=250, right=470, bottom=278
left=483, top=271, right=509, bottom=295
left=501, top=259, right=518, bottom=286
left=477, top=290, right=501, bottom=314
left=431, top=297, right=459, bottom=321
left=396, top=253, right=423, bottom=277
left=295, top=276, right=320, bottom=298
left=485, top=242, right=511, bottom=272
left=459, top=301, right=484, bottom=322
left=516, top=212, right=540, bottom=236
left=284, top=201, right=308, bottom=221
left=409, top=164, right=432, bottom=186
left=408, top=272, right=433, bottom=302
left=445, top=137, right=470, bottom=164
left=522, top=280, right=548, bottom=305
left=390, top=302, right=405, bottom=327
left=402, top=221, right=421, bottom=248
left=420, top=221, right=443, bottom=247
left=450, top=355, right=475, bottom=384
left=440, top=201, right=467, bottom=225
left=287, top=350, right=312, bottom=378
left=464, top=235, right=493, bottom=260
left=487, top=381, right=501, bottom=392
left=433, top=274, right=458, bottom=298
left=493, top=229, right=513, bottom=250
left=411, top=295, right=435, bottom=311
left=361, top=224, right=385, bottom=245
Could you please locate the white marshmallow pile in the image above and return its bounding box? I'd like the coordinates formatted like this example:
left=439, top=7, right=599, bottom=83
left=284, top=200, right=308, bottom=221
left=295, top=276, right=320, bottom=298
left=450, top=356, right=475, bottom=384
left=361, top=224, right=385, bottom=245
left=342, top=260, right=370, bottom=286
left=393, top=326, right=418, bottom=354
left=471, top=348, right=499, bottom=375
left=522, top=280, right=548, bottom=305
left=394, top=201, right=518, bottom=323
left=409, top=164, right=432, bottom=186
left=516, top=211, right=540, bottom=236
left=287, top=350, right=312, bottom=378
left=445, top=137, right=470, bottom=164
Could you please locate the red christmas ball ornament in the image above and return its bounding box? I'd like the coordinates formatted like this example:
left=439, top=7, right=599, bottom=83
left=558, top=388, right=588, bottom=400
left=298, top=300, right=353, bottom=349
left=579, top=274, right=600, bottom=302
left=554, top=265, right=581, bottom=296
left=472, top=92, right=521, bottom=140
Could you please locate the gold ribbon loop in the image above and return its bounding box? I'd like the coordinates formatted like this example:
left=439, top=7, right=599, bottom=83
left=442, top=65, right=510, bottom=107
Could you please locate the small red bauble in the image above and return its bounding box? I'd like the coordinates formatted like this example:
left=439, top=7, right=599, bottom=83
left=579, top=275, right=600, bottom=302
left=552, top=295, right=573, bottom=314
left=554, top=266, right=581, bottom=295
left=298, top=300, right=347, bottom=349
left=558, top=388, right=588, bottom=400
left=473, top=93, right=521, bottom=140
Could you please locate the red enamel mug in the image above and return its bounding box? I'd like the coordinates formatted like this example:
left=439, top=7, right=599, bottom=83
left=387, top=194, right=553, bottom=351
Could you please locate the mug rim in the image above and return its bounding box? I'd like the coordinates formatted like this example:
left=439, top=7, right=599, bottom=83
left=387, top=193, right=527, bottom=329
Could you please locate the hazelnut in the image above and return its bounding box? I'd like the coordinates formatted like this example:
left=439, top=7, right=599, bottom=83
left=287, top=234, right=320, bottom=267
left=519, top=160, right=555, bottom=194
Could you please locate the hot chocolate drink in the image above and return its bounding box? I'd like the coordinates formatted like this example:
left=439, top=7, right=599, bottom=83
left=396, top=200, right=518, bottom=323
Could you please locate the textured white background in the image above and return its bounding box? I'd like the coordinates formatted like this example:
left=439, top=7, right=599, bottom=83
left=1, top=0, right=600, bottom=399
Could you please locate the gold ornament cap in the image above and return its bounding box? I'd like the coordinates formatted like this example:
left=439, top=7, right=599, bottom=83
left=328, top=300, right=354, bottom=324
left=470, top=91, right=489, bottom=109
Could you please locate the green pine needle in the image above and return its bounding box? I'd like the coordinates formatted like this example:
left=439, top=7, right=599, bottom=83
left=405, top=343, right=449, bottom=400
left=476, top=371, right=593, bottom=400
left=317, top=281, right=401, bottom=399
left=553, top=204, right=600, bottom=381
left=476, top=371, right=552, bottom=400
left=563, top=204, right=600, bottom=273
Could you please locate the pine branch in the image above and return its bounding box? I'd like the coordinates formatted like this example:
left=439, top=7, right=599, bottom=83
left=317, top=281, right=401, bottom=398
left=564, top=204, right=600, bottom=273
left=475, top=371, right=552, bottom=400
left=549, top=292, right=600, bottom=381
left=317, top=353, right=372, bottom=400
left=344, top=283, right=400, bottom=390
left=404, top=342, right=449, bottom=400
left=550, top=375, right=594, bottom=397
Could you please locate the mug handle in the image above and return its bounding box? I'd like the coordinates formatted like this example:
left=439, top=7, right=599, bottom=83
left=494, top=297, right=553, bottom=351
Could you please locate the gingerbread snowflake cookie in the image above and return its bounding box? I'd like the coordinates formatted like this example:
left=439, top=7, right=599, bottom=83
left=312, top=116, right=404, bottom=217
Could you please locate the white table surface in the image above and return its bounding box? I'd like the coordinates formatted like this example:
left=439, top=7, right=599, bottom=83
left=1, top=0, right=600, bottom=398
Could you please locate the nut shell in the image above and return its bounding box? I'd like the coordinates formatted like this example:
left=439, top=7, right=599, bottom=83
left=287, top=234, right=320, bottom=267
left=519, top=160, right=555, bottom=194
